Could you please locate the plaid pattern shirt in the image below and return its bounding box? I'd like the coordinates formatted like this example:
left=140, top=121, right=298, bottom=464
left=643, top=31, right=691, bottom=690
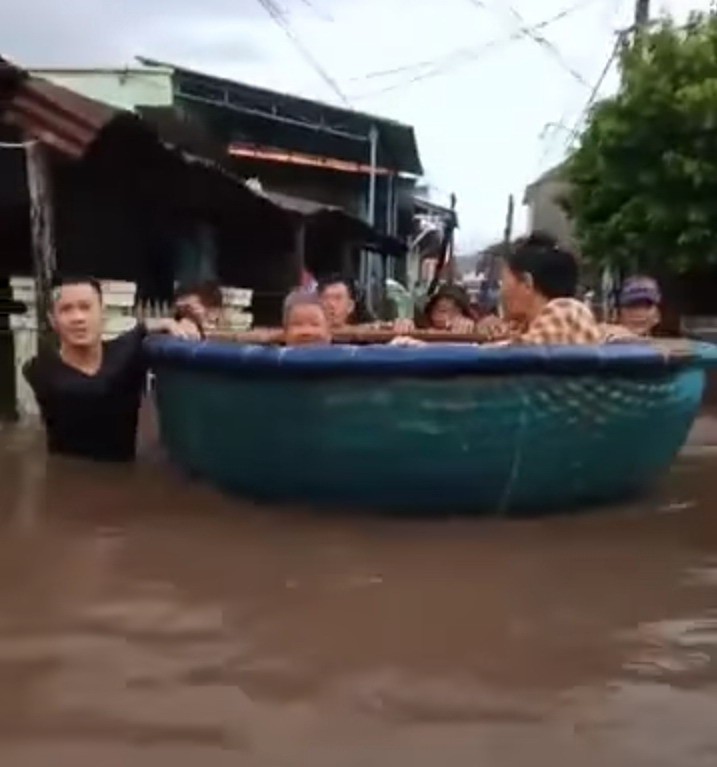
left=520, top=298, right=604, bottom=345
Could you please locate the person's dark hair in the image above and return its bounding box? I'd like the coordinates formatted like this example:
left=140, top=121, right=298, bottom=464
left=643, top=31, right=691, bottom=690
left=316, top=274, right=357, bottom=300
left=174, top=280, right=223, bottom=309
left=505, top=231, right=579, bottom=300
left=50, top=274, right=103, bottom=301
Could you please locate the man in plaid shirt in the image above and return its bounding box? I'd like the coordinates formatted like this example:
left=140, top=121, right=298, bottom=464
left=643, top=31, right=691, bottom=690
left=390, top=233, right=636, bottom=347
left=499, top=233, right=632, bottom=345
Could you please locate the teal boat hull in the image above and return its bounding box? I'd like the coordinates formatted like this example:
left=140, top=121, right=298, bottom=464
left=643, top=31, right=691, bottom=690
left=146, top=339, right=717, bottom=513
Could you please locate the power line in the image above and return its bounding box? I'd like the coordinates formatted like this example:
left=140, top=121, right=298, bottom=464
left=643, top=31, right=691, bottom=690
left=355, top=36, right=518, bottom=97
left=296, top=0, right=334, bottom=22
left=536, top=0, right=625, bottom=167
left=469, top=0, right=591, bottom=87
left=255, top=0, right=349, bottom=105
left=564, top=34, right=621, bottom=149
left=351, top=0, right=595, bottom=92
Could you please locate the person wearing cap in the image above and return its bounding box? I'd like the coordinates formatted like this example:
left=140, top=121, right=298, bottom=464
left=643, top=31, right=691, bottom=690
left=617, top=276, right=661, bottom=337
left=422, top=284, right=477, bottom=332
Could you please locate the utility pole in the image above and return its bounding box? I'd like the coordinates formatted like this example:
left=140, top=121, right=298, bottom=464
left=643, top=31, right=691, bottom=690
left=24, top=140, right=57, bottom=340
left=634, top=0, right=650, bottom=31
left=502, top=194, right=515, bottom=254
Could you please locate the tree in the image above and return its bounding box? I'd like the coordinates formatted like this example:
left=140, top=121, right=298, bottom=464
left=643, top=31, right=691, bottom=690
left=565, top=12, right=717, bottom=273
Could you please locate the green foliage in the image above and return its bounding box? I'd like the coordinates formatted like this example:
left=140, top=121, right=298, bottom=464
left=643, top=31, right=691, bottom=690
left=565, top=12, right=717, bottom=273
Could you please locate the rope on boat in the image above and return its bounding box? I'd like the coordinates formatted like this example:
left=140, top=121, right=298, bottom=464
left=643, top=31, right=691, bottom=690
left=496, top=389, right=530, bottom=515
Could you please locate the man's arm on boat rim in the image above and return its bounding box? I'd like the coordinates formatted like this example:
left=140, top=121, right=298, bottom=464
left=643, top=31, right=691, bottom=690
left=142, top=316, right=203, bottom=340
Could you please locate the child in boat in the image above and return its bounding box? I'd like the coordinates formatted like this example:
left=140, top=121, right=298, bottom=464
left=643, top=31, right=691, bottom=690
left=617, top=276, right=661, bottom=337
left=283, top=290, right=332, bottom=347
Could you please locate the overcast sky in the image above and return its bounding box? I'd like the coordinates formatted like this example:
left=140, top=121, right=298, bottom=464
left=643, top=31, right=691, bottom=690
left=2, top=0, right=709, bottom=250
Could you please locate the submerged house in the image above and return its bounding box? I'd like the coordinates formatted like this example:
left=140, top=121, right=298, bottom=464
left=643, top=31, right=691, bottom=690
left=0, top=57, right=412, bottom=416
left=32, top=61, right=423, bottom=312
left=0, top=57, right=305, bottom=415
left=0, top=58, right=301, bottom=307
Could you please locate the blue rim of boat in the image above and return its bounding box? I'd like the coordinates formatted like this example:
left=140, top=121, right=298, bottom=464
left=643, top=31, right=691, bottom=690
left=145, top=337, right=717, bottom=378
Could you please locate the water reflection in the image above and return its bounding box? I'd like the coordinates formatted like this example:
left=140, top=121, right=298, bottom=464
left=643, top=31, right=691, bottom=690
left=0, top=417, right=716, bottom=765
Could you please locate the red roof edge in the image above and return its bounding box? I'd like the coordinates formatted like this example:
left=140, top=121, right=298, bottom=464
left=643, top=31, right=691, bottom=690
left=0, top=56, right=135, bottom=159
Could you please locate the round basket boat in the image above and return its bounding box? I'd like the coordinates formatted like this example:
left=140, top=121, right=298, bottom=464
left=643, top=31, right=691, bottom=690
left=145, top=338, right=717, bottom=514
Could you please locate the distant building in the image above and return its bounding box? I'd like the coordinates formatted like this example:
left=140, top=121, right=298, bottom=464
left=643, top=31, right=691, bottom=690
left=523, top=163, right=575, bottom=249
left=33, top=61, right=422, bottom=232
left=407, top=195, right=457, bottom=287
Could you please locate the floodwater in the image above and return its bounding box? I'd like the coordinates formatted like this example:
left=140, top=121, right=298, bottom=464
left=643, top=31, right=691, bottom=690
left=1, top=412, right=717, bottom=766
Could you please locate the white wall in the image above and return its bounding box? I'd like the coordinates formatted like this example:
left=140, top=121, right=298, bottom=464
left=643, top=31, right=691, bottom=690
left=525, top=178, right=575, bottom=249
left=30, top=68, right=174, bottom=112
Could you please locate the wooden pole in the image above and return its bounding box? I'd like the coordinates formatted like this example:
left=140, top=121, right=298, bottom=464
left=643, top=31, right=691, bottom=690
left=447, top=192, right=457, bottom=281
left=634, top=0, right=650, bottom=29
left=426, top=193, right=458, bottom=296
left=503, top=194, right=515, bottom=249
left=24, top=140, right=57, bottom=338
left=294, top=219, right=306, bottom=286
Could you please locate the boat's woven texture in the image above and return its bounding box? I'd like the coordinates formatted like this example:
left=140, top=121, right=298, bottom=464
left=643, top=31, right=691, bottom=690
left=153, top=366, right=705, bottom=513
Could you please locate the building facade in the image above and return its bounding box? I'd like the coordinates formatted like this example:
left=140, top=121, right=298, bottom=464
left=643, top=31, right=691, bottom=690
left=523, top=164, right=575, bottom=249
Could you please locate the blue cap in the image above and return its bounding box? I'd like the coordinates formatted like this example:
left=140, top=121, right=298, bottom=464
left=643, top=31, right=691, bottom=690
left=619, top=277, right=661, bottom=307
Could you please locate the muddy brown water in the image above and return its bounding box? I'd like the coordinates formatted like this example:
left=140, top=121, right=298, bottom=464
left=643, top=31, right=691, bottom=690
left=2, top=411, right=717, bottom=766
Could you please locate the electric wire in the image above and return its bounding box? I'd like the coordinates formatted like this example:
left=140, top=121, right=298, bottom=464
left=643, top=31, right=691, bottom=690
left=255, top=0, right=349, bottom=104
left=350, top=0, right=597, bottom=99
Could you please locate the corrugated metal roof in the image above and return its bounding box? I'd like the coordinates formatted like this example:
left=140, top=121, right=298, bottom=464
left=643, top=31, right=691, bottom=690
left=0, top=56, right=144, bottom=159
left=138, top=57, right=424, bottom=176
left=0, top=59, right=405, bottom=256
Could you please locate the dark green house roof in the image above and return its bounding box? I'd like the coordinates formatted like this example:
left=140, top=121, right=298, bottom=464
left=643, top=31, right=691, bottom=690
left=138, top=57, right=423, bottom=176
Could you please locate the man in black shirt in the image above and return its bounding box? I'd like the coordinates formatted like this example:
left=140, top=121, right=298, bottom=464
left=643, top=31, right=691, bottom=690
left=23, top=276, right=200, bottom=462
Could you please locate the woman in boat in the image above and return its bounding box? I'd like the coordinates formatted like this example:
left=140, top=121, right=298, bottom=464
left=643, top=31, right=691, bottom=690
left=24, top=275, right=200, bottom=463
left=616, top=276, right=661, bottom=337
left=422, top=284, right=479, bottom=332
